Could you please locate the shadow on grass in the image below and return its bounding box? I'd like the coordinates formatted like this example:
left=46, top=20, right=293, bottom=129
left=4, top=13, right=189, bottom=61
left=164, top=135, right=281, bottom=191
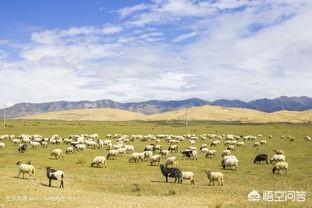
left=40, top=183, right=59, bottom=188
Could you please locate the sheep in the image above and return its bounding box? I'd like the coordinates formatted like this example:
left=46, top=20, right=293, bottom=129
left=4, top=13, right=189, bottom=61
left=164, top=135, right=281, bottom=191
left=149, top=155, right=161, bottom=166
left=66, top=146, right=76, bottom=154
left=18, top=144, right=28, bottom=153
left=124, top=145, right=135, bottom=153
left=129, top=152, right=144, bottom=163
left=40, top=141, right=48, bottom=148
left=159, top=149, right=170, bottom=157
left=200, top=147, right=209, bottom=154
left=222, top=158, right=239, bottom=170
left=46, top=167, right=64, bottom=188
left=159, top=164, right=182, bottom=184
left=253, top=142, right=260, bottom=147
left=270, top=154, right=286, bottom=164
left=168, top=144, right=179, bottom=153
left=254, top=154, right=269, bottom=164
left=237, top=141, right=244, bottom=147
left=304, top=136, right=311, bottom=141
left=118, top=148, right=127, bottom=157
left=222, top=150, right=231, bottom=157
left=200, top=144, right=208, bottom=149
left=210, top=140, right=220, bottom=146
left=181, top=149, right=198, bottom=160
left=205, top=150, right=217, bottom=158
left=12, top=139, right=21, bottom=145
left=260, top=140, right=267, bottom=145
left=227, top=145, right=235, bottom=151
left=16, top=161, right=36, bottom=180
left=143, top=150, right=153, bottom=161
left=74, top=144, right=86, bottom=151
left=274, top=149, right=285, bottom=155
left=0, top=142, right=4, bottom=149
left=165, top=156, right=178, bottom=167
left=272, top=162, right=288, bottom=175
left=205, top=170, right=223, bottom=186
left=30, top=141, right=40, bottom=149
left=181, top=171, right=195, bottom=185
left=91, top=156, right=106, bottom=168
left=50, top=149, right=63, bottom=160
left=221, top=155, right=238, bottom=165
left=107, top=150, right=119, bottom=160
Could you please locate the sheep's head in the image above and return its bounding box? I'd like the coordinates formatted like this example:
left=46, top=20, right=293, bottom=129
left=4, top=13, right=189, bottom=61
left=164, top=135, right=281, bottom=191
left=16, top=161, right=21, bottom=166
left=272, top=167, right=277, bottom=174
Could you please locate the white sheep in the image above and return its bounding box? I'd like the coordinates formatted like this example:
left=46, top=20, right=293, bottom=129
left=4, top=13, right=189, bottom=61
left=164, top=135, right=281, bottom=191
left=270, top=154, right=286, bottom=164
left=222, top=158, right=239, bottom=170
left=143, top=150, right=153, bottom=161
left=129, top=152, right=144, bottom=163
left=107, top=150, right=119, bottom=160
left=16, top=161, right=36, bottom=180
left=181, top=171, right=195, bottom=185
left=272, top=162, right=288, bottom=175
left=165, top=156, right=178, bottom=167
left=159, top=149, right=170, bottom=157
left=75, top=144, right=86, bottom=151
left=260, top=140, right=267, bottom=145
left=206, top=149, right=216, bottom=158
left=200, top=147, right=209, bottom=154
left=149, top=155, right=161, bottom=166
left=12, top=139, right=21, bottom=145
left=205, top=170, right=223, bottom=186
left=0, top=142, right=4, bottom=149
left=65, top=146, right=75, bottom=154
left=304, top=136, right=311, bottom=141
left=91, top=156, right=106, bottom=168
left=124, top=145, right=135, bottom=153
left=274, top=149, right=285, bottom=155
left=30, top=141, right=40, bottom=149
left=227, top=145, right=235, bottom=151
left=222, top=149, right=231, bottom=157
left=50, top=149, right=63, bottom=159
left=118, top=148, right=127, bottom=157
left=210, top=140, right=220, bottom=146
left=254, top=142, right=260, bottom=147
left=237, top=141, right=244, bottom=146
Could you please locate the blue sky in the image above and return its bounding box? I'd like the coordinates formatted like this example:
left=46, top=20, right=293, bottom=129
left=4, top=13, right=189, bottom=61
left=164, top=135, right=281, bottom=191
left=0, top=0, right=312, bottom=107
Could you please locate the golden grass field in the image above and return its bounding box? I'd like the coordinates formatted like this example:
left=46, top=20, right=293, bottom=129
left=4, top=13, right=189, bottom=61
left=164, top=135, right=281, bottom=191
left=0, top=120, right=311, bottom=208
left=18, top=105, right=312, bottom=123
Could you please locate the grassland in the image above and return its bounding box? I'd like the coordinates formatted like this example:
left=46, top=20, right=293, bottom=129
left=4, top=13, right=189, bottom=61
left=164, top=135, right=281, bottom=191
left=0, top=120, right=311, bottom=208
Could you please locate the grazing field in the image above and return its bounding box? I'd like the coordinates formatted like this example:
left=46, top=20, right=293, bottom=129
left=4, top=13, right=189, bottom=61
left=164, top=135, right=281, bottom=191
left=0, top=120, right=311, bottom=208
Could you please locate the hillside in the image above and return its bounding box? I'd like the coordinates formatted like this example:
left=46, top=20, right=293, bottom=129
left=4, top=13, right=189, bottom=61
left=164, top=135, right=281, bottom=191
left=17, top=105, right=312, bottom=123
left=3, top=96, right=312, bottom=118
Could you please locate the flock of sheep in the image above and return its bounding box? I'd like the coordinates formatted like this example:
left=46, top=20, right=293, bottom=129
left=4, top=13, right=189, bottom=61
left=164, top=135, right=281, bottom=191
left=0, top=133, right=311, bottom=188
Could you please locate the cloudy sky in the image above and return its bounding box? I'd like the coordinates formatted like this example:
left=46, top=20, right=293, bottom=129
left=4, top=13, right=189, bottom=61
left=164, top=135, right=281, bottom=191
left=0, top=0, right=312, bottom=107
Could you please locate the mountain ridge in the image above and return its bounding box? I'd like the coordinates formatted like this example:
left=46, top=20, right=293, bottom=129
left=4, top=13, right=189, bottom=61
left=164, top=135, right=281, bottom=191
left=2, top=96, right=312, bottom=118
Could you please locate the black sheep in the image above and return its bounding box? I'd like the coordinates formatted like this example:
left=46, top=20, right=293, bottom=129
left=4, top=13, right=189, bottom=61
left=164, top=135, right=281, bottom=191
left=159, top=164, right=182, bottom=184
left=18, top=144, right=27, bottom=153
left=254, top=154, right=268, bottom=164
left=46, top=167, right=64, bottom=188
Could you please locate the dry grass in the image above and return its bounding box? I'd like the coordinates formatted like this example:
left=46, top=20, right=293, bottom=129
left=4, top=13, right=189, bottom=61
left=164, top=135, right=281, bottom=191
left=17, top=106, right=312, bottom=123
left=0, top=120, right=311, bottom=208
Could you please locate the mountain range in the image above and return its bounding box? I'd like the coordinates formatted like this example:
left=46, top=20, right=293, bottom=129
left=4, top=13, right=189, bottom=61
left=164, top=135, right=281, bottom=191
left=2, top=96, right=312, bottom=118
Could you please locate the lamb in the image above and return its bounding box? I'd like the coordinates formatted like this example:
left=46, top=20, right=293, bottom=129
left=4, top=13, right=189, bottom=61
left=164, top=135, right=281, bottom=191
left=129, top=152, right=144, bottom=163
left=91, top=156, right=106, bottom=168
left=254, top=154, right=269, bottom=164
left=107, top=150, right=119, bottom=160
left=205, top=149, right=217, bottom=158
left=0, top=142, right=4, bottom=149
left=181, top=171, right=195, bottom=185
left=50, top=149, right=63, bottom=159
left=46, top=167, right=64, bottom=188
left=165, top=156, right=178, bottom=167
left=205, top=170, right=223, bottom=186
left=222, top=158, right=239, bottom=170
left=159, top=164, right=182, bottom=184
left=270, top=154, right=286, bottom=164
left=40, top=141, right=48, bottom=148
left=16, top=161, right=36, bottom=180
left=272, top=162, right=288, bottom=175
left=149, top=155, right=161, bottom=166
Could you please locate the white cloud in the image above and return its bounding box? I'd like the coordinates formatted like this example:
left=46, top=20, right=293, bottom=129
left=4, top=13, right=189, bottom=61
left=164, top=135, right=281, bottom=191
left=1, top=0, right=312, bottom=107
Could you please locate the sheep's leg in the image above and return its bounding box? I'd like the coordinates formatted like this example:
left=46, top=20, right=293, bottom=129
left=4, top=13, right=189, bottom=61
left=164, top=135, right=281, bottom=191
left=22, top=172, right=25, bottom=179
left=49, top=178, right=52, bottom=187
left=165, top=176, right=168, bottom=182
left=17, top=171, right=21, bottom=178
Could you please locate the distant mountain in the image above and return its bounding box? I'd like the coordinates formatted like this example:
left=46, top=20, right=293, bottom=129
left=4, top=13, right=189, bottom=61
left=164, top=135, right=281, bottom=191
left=1, top=96, right=312, bottom=118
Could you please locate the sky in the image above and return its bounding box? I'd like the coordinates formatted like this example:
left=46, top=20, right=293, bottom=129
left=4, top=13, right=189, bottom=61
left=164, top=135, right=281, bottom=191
left=0, top=0, right=312, bottom=107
